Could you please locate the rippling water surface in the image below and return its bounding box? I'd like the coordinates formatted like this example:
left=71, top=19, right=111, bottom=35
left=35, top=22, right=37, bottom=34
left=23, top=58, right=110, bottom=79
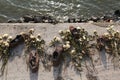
left=0, top=0, right=120, bottom=22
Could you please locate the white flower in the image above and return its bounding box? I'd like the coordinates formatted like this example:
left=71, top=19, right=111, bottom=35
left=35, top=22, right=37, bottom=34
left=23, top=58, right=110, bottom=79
left=3, top=42, right=9, bottom=47
left=0, top=40, right=2, bottom=44
left=54, top=36, right=61, bottom=41
left=61, top=36, right=65, bottom=39
left=79, top=38, right=82, bottom=42
left=8, top=36, right=13, bottom=41
left=79, top=56, right=82, bottom=59
left=36, top=38, right=40, bottom=42
left=29, top=28, right=34, bottom=32
left=83, top=36, right=86, bottom=39
left=29, top=28, right=35, bottom=34
left=0, top=36, right=2, bottom=40
left=109, top=25, right=114, bottom=29
left=20, top=32, right=25, bottom=35
left=32, top=40, right=35, bottom=43
left=114, top=31, right=119, bottom=37
left=65, top=43, right=70, bottom=49
left=76, top=27, right=80, bottom=30
left=37, top=34, right=41, bottom=39
left=66, top=41, right=70, bottom=44
left=75, top=63, right=78, bottom=66
left=63, top=44, right=66, bottom=48
left=66, top=30, right=70, bottom=33
left=59, top=30, right=63, bottom=34
left=93, top=30, right=97, bottom=33
left=93, top=30, right=97, bottom=34
left=2, top=34, right=9, bottom=38
left=106, top=27, right=110, bottom=30
left=56, top=37, right=61, bottom=41
left=66, top=44, right=70, bottom=48
left=25, top=40, right=28, bottom=42
left=104, top=33, right=109, bottom=36
left=70, top=49, right=76, bottom=54
left=116, top=30, right=119, bottom=33
left=63, top=43, right=70, bottom=50
left=30, top=35, right=35, bottom=39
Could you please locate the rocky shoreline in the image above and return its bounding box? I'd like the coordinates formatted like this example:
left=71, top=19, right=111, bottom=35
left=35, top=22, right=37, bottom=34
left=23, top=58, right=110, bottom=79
left=7, top=10, right=120, bottom=24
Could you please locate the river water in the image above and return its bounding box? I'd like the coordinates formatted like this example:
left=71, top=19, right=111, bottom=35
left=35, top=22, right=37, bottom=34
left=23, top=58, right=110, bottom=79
left=0, top=0, right=120, bottom=22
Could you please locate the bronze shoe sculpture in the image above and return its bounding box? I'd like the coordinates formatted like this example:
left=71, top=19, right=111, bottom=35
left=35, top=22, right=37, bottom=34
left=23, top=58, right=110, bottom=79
left=29, top=50, right=39, bottom=73
left=52, top=45, right=64, bottom=67
left=9, top=35, right=24, bottom=48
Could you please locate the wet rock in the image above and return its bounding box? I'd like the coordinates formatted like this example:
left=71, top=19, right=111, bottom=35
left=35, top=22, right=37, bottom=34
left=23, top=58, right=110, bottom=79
left=75, top=18, right=82, bottom=23
left=33, top=15, right=58, bottom=24
left=7, top=10, right=120, bottom=23
left=7, top=19, right=18, bottom=23
left=68, top=18, right=76, bottom=23
left=17, top=18, right=24, bottom=23
left=89, top=16, right=100, bottom=22
left=22, top=14, right=34, bottom=22
left=33, top=15, right=43, bottom=23
left=101, top=15, right=113, bottom=22
left=81, top=18, right=87, bottom=22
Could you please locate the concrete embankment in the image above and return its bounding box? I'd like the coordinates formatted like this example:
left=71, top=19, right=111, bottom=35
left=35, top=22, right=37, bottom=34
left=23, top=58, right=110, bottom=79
left=0, top=23, right=120, bottom=80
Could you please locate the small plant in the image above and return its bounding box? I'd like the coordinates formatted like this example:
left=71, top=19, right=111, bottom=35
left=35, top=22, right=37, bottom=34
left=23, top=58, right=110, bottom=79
left=21, top=28, right=45, bottom=57
left=95, top=25, right=120, bottom=69
left=50, top=26, right=97, bottom=78
left=0, top=34, right=13, bottom=75
left=20, top=29, right=49, bottom=71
